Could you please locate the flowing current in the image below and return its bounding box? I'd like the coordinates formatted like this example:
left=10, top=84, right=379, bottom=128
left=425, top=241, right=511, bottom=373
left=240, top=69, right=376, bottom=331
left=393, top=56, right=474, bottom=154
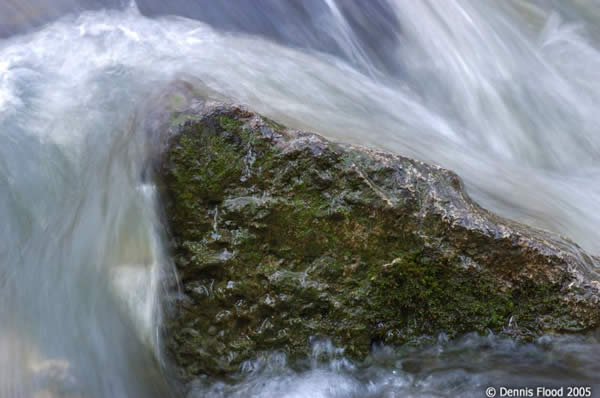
left=2, top=0, right=600, bottom=397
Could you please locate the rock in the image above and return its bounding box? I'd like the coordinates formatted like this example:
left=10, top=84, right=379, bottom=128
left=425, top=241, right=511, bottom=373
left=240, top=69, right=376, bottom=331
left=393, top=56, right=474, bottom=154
left=157, top=101, right=600, bottom=379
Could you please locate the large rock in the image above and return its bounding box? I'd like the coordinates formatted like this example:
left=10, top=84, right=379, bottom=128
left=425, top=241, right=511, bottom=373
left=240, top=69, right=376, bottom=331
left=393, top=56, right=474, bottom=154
left=157, top=101, right=600, bottom=379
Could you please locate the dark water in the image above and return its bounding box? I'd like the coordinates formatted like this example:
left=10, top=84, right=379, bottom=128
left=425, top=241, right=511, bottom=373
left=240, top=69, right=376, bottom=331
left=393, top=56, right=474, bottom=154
left=2, top=1, right=600, bottom=397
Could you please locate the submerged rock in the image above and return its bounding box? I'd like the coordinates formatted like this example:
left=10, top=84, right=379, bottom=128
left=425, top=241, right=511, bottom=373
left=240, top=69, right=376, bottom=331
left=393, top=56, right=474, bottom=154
left=157, top=101, right=600, bottom=379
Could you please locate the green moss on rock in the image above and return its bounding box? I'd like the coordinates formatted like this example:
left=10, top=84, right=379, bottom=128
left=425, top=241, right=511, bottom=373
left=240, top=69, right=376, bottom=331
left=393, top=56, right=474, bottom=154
left=159, top=103, right=600, bottom=379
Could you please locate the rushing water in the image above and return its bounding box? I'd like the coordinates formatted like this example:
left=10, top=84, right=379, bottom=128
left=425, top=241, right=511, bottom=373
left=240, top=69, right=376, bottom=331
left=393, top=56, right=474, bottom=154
left=2, top=0, right=600, bottom=397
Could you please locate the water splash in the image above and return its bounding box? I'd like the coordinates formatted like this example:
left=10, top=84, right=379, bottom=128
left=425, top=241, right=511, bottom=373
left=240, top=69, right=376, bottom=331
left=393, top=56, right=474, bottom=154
left=1, top=0, right=600, bottom=396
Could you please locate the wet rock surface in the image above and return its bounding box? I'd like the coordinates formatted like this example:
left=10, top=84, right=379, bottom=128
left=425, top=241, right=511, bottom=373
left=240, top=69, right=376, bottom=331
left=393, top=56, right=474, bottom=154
left=157, top=101, right=600, bottom=379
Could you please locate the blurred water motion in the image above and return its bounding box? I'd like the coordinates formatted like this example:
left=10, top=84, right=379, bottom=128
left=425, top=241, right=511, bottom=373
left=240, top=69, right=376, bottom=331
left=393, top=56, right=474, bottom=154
left=2, top=0, right=600, bottom=397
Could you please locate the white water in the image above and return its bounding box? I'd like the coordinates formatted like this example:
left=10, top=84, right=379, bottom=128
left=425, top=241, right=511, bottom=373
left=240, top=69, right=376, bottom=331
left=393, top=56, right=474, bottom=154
left=1, top=0, right=600, bottom=397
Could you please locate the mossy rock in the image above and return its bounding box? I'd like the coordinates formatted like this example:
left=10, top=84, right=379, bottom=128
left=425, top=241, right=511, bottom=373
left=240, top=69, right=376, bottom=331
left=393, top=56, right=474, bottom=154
left=157, top=101, right=600, bottom=379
